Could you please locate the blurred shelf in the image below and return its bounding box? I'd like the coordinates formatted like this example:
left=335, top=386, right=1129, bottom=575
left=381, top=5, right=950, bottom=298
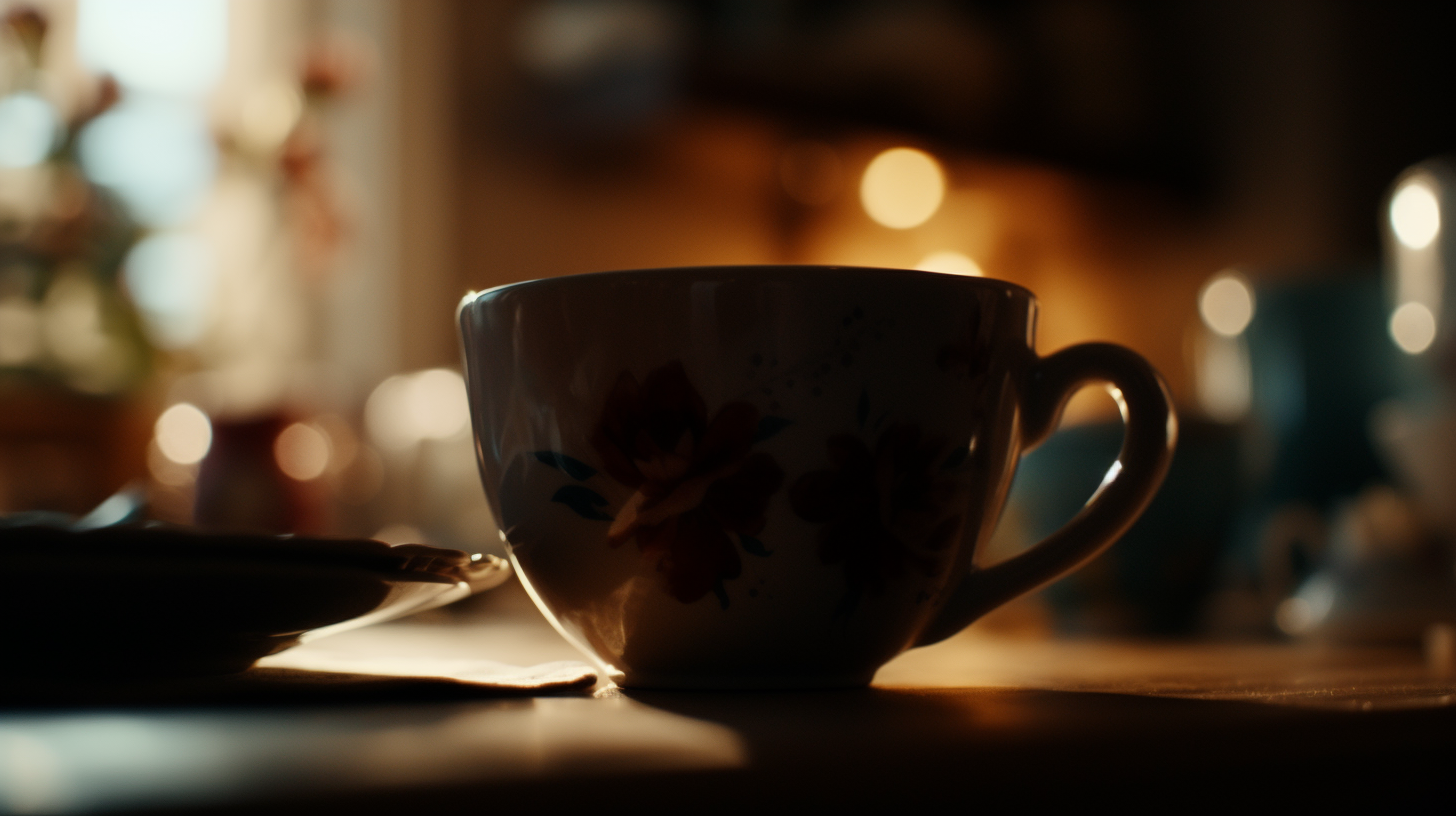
left=0, top=384, right=149, bottom=513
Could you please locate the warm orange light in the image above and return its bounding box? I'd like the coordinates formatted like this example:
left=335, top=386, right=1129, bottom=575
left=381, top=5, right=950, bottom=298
left=915, top=251, right=982, bottom=276
left=859, top=147, right=945, bottom=229
left=366, top=368, right=471, bottom=450
left=275, top=421, right=330, bottom=481
left=778, top=141, right=843, bottom=206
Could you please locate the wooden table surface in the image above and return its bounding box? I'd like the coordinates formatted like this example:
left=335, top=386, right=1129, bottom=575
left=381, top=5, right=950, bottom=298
left=4, top=607, right=1454, bottom=814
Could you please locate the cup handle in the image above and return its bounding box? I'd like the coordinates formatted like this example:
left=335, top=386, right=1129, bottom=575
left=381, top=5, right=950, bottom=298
left=914, top=342, right=1177, bottom=646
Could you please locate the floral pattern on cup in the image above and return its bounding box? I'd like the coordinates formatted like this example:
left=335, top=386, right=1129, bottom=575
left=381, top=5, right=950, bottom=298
left=790, top=422, right=965, bottom=613
left=587, top=361, right=786, bottom=606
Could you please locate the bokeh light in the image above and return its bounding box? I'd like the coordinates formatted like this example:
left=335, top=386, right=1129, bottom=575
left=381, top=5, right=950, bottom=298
left=238, top=83, right=303, bottom=154
left=915, top=251, right=982, bottom=276
left=122, top=232, right=215, bottom=348
left=275, top=422, right=330, bottom=481
left=408, top=369, right=471, bottom=439
left=78, top=99, right=218, bottom=227
left=366, top=368, right=471, bottom=450
left=1390, top=301, right=1437, bottom=354
left=1198, top=271, right=1255, bottom=337
left=859, top=147, right=945, bottom=229
left=0, top=93, right=58, bottom=168
left=155, top=403, right=212, bottom=465
left=1390, top=179, right=1441, bottom=251
left=365, top=375, right=412, bottom=450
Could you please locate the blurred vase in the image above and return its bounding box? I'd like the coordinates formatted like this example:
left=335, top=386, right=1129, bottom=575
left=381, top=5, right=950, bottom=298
left=194, top=413, right=326, bottom=534
left=1243, top=273, right=1419, bottom=512
left=1208, top=272, right=1428, bottom=635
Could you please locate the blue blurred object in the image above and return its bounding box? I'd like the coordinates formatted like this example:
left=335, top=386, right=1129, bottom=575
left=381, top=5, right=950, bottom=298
left=1193, top=271, right=1434, bottom=638
left=1230, top=273, right=1426, bottom=588
left=1007, top=419, right=1242, bottom=635
left=1011, top=274, right=1424, bottom=636
left=1243, top=273, right=1422, bottom=511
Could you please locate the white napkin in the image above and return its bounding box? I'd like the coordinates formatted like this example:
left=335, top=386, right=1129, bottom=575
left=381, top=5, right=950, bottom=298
left=257, top=651, right=598, bottom=692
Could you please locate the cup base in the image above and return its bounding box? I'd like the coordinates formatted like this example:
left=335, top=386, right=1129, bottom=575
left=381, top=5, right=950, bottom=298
left=618, top=669, right=878, bottom=691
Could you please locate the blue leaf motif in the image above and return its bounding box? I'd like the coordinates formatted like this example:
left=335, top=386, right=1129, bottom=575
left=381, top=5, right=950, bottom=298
left=753, top=415, right=793, bottom=443
left=534, top=451, right=597, bottom=481
left=551, top=485, right=613, bottom=521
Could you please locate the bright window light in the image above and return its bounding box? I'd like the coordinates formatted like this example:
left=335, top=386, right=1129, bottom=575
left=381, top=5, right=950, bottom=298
left=77, top=0, right=228, bottom=98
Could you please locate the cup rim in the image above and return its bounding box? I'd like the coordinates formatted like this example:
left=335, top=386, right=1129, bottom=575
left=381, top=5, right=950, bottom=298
left=458, top=264, right=1035, bottom=312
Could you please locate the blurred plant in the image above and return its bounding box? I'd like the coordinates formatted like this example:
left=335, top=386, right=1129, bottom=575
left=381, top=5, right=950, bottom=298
left=218, top=34, right=368, bottom=286
left=152, top=33, right=376, bottom=533
left=0, top=6, right=153, bottom=395
left=3, top=6, right=45, bottom=66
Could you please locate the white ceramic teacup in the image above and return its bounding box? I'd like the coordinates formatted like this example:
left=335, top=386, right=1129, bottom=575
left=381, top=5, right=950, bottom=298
left=459, top=266, right=1175, bottom=688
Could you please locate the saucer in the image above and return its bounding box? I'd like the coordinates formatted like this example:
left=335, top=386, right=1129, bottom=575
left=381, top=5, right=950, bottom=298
left=0, top=523, right=511, bottom=679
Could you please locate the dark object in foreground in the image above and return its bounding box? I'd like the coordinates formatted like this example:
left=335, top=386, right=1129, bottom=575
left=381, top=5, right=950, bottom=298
left=0, top=524, right=509, bottom=679
left=0, top=665, right=596, bottom=709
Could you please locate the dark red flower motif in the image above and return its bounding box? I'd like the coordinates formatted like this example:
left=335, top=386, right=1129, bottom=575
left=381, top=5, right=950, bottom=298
left=592, top=361, right=784, bottom=604
left=790, top=424, right=963, bottom=603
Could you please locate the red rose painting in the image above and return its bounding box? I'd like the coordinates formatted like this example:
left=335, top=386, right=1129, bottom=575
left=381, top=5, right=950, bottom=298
left=790, top=423, right=963, bottom=609
left=591, top=361, right=784, bottom=605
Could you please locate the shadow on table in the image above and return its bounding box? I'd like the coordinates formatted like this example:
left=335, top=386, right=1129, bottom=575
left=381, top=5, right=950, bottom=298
left=604, top=685, right=1456, bottom=809
left=0, top=666, right=595, bottom=709
left=153, top=685, right=1456, bottom=814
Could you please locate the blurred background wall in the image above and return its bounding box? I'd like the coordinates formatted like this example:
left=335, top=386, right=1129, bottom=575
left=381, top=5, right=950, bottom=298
left=439, top=0, right=1456, bottom=410
left=1, top=0, right=1454, bottom=634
